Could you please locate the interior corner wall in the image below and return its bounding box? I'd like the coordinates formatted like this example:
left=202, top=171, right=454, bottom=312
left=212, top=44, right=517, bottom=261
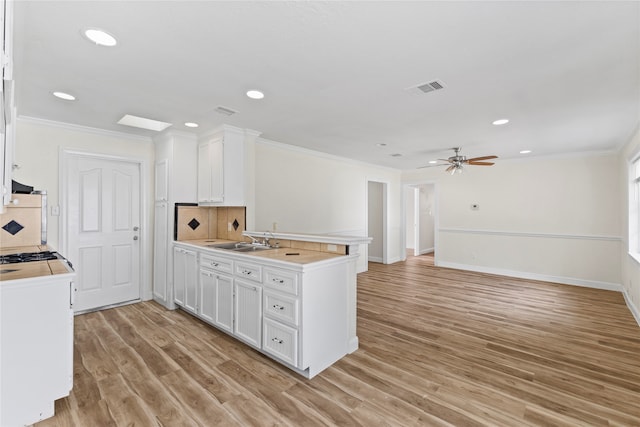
left=367, top=181, right=384, bottom=262
left=405, top=186, right=416, bottom=250
left=254, top=139, right=403, bottom=270
left=403, top=153, right=622, bottom=289
left=619, top=125, right=640, bottom=322
left=13, top=118, right=155, bottom=296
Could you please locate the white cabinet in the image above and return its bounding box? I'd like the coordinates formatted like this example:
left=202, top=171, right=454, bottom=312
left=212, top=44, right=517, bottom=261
left=198, top=138, right=224, bottom=203
left=1, top=273, right=74, bottom=426
left=173, top=246, right=197, bottom=314
left=199, top=266, right=234, bottom=333
left=0, top=0, right=14, bottom=211
left=197, top=125, right=247, bottom=207
left=152, top=132, right=197, bottom=309
left=234, top=279, right=262, bottom=348
left=173, top=243, right=350, bottom=378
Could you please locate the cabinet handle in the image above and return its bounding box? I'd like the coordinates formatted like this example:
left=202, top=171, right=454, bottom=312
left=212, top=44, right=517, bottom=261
left=272, top=278, right=284, bottom=284
left=271, top=337, right=283, bottom=344
left=211, top=262, right=219, bottom=267
left=242, top=270, right=252, bottom=276
left=272, top=304, right=285, bottom=311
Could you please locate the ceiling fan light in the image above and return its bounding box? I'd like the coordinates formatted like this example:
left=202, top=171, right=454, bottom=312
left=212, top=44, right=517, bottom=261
left=492, top=118, right=509, bottom=126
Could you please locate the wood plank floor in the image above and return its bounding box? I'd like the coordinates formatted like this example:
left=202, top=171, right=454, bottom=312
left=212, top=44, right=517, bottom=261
left=36, top=254, right=640, bottom=426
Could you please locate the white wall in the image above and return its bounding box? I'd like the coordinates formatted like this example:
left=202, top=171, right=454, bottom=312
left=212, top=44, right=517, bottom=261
left=403, top=153, right=622, bottom=289
left=14, top=118, right=155, bottom=297
left=417, top=184, right=435, bottom=253
left=405, top=186, right=415, bottom=250
left=619, top=125, right=640, bottom=322
left=254, top=139, right=403, bottom=268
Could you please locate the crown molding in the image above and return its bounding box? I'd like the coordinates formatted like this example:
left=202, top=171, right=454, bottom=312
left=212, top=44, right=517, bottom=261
left=18, top=115, right=153, bottom=143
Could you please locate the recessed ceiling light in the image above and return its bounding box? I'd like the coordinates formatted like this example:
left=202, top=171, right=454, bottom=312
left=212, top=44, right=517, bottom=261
left=83, top=28, right=117, bottom=47
left=492, top=119, right=509, bottom=126
left=246, top=90, right=264, bottom=99
left=428, top=160, right=438, bottom=164
left=117, top=114, right=172, bottom=132
left=52, top=91, right=76, bottom=101
left=184, top=122, right=199, bottom=128
left=520, top=150, right=532, bottom=154
left=390, top=153, right=402, bottom=157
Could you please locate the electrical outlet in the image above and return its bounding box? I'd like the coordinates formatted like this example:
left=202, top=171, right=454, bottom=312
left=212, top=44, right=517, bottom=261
left=228, top=222, right=232, bottom=231
left=272, top=222, right=278, bottom=231
left=471, top=203, right=480, bottom=211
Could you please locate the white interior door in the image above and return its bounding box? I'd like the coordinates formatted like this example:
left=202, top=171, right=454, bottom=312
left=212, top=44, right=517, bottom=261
left=66, top=154, right=141, bottom=312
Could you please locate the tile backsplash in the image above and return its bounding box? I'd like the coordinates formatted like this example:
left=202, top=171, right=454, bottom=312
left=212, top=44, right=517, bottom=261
left=175, top=205, right=246, bottom=241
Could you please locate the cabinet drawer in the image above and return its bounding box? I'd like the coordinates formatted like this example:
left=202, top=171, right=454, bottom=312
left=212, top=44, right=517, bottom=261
left=264, top=291, right=299, bottom=326
left=263, top=318, right=298, bottom=367
left=200, top=253, right=233, bottom=274
left=264, top=268, right=298, bottom=295
left=235, top=261, right=262, bottom=283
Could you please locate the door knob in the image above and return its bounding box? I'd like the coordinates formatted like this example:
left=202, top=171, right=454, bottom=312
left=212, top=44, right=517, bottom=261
left=133, top=226, right=139, bottom=231
left=133, top=236, right=139, bottom=241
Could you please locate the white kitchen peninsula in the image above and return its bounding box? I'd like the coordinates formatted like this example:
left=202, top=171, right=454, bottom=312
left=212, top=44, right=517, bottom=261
left=173, top=231, right=370, bottom=378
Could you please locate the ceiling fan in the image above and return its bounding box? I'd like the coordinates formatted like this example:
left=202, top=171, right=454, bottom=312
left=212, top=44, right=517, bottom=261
left=419, top=147, right=498, bottom=175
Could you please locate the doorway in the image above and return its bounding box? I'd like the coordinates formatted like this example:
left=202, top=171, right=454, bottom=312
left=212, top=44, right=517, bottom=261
left=61, top=151, right=142, bottom=313
left=367, top=180, right=387, bottom=264
left=405, top=183, right=436, bottom=258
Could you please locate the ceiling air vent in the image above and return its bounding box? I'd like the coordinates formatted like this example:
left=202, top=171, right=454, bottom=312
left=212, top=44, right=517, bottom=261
left=214, top=106, right=238, bottom=116
left=406, top=79, right=446, bottom=95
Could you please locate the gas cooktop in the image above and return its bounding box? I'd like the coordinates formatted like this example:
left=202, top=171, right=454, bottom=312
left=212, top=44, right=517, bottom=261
left=0, top=251, right=62, bottom=265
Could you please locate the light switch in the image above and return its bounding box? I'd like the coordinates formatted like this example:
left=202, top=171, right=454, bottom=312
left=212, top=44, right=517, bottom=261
left=471, top=203, right=479, bottom=211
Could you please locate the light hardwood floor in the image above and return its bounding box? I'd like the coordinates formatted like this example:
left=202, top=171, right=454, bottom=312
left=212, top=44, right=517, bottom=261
left=36, top=254, right=640, bottom=426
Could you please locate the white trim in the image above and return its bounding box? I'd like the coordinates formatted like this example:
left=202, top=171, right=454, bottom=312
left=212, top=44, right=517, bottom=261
left=368, top=256, right=383, bottom=263
left=439, top=227, right=621, bottom=242
left=622, top=289, right=640, bottom=327
left=18, top=115, right=153, bottom=143
left=419, top=247, right=434, bottom=255
left=437, top=261, right=622, bottom=292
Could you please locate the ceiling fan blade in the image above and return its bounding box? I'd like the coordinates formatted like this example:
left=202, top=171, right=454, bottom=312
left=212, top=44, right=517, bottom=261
left=466, top=155, right=498, bottom=162
left=467, top=161, right=495, bottom=166
left=445, top=165, right=456, bottom=173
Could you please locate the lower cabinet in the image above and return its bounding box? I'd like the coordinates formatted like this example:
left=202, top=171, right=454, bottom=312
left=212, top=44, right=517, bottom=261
left=234, top=279, right=262, bottom=348
left=173, top=246, right=197, bottom=314
left=172, top=242, right=350, bottom=378
left=199, top=267, right=233, bottom=333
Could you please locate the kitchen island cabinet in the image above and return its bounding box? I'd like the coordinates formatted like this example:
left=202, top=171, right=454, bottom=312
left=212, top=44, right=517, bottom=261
left=172, top=241, right=352, bottom=378
left=173, top=245, right=197, bottom=314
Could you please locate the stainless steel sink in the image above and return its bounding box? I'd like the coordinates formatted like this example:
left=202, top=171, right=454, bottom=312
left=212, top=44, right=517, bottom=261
left=205, top=242, right=243, bottom=249
left=233, top=246, right=274, bottom=252
left=205, top=242, right=274, bottom=252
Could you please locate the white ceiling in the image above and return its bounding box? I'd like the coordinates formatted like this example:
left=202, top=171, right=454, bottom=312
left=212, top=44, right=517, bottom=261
left=13, top=1, right=640, bottom=169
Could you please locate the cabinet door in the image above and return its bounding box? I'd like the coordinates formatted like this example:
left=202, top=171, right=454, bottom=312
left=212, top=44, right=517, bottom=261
left=173, top=246, right=196, bottom=312
left=199, top=268, right=215, bottom=323
left=200, top=268, right=233, bottom=332
left=154, top=160, right=168, bottom=202
left=197, top=138, right=224, bottom=203
left=153, top=202, right=168, bottom=302
left=173, top=247, right=185, bottom=306
left=214, top=273, right=234, bottom=333
left=234, top=279, right=262, bottom=348
left=184, top=249, right=198, bottom=314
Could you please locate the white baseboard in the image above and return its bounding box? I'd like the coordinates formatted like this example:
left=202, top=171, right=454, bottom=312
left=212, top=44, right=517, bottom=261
left=623, top=289, right=640, bottom=327
left=368, top=256, right=383, bottom=263
left=437, top=261, right=623, bottom=292
left=419, top=247, right=434, bottom=255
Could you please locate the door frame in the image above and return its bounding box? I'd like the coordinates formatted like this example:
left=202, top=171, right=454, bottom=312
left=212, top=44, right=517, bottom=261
left=59, top=148, right=150, bottom=305
left=366, top=179, right=388, bottom=265
left=401, top=180, right=439, bottom=264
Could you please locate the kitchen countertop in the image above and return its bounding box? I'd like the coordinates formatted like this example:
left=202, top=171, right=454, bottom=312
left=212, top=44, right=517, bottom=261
left=0, top=245, right=73, bottom=281
left=177, top=239, right=345, bottom=265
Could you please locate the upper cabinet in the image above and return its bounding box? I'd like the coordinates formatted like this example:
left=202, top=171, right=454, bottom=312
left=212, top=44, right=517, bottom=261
left=0, top=0, right=14, bottom=211
left=198, top=125, right=259, bottom=207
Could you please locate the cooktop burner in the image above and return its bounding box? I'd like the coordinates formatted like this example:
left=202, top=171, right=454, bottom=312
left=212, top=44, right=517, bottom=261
left=0, top=251, right=61, bottom=265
